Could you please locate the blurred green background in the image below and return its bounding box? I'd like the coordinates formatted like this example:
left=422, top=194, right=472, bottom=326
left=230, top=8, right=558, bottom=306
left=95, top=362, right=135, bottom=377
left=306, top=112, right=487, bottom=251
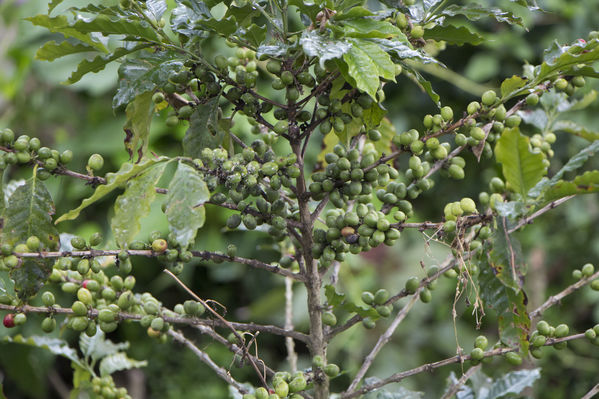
left=1, top=0, right=599, bottom=398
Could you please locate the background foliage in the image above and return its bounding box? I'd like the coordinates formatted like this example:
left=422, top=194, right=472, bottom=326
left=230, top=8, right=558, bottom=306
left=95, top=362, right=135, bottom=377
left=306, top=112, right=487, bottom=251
left=1, top=0, right=599, bottom=398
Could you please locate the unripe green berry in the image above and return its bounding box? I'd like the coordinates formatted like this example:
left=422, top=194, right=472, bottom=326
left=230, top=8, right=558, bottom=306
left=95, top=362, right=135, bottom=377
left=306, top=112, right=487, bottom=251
left=42, top=291, right=55, bottom=307
left=474, top=335, right=488, bottom=350
left=42, top=317, right=56, bottom=333
left=72, top=301, right=88, bottom=316
left=481, top=90, right=497, bottom=106
left=470, top=347, right=484, bottom=361
left=410, top=25, right=424, bottom=39
left=505, top=352, right=522, bottom=365
left=60, top=150, right=73, bottom=164
left=322, top=311, right=337, bottom=326
left=582, top=263, right=595, bottom=277
left=77, top=288, right=93, bottom=305
left=537, top=320, right=551, bottom=336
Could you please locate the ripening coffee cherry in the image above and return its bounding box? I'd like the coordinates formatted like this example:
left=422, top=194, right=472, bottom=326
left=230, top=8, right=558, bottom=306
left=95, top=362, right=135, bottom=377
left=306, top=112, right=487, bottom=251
left=152, top=239, right=168, bottom=253
left=152, top=92, right=165, bottom=104
left=3, top=313, right=15, bottom=328
left=13, top=313, right=26, bottom=326
left=275, top=381, right=289, bottom=398
left=288, top=375, right=307, bottom=393
left=460, top=197, right=477, bottom=214
left=255, top=388, right=269, bottom=399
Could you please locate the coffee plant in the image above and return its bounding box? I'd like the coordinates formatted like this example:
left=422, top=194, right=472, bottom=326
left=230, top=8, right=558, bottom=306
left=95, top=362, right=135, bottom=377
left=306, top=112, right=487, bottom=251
left=1, top=0, right=599, bottom=398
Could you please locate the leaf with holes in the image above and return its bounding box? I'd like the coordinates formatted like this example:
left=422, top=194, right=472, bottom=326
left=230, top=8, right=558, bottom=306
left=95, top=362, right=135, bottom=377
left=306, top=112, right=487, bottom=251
left=165, top=162, right=210, bottom=250
left=112, top=163, right=166, bottom=248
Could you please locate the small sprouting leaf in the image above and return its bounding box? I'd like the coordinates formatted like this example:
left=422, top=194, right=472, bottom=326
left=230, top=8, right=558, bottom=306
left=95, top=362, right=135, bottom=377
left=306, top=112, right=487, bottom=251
left=80, top=328, right=130, bottom=363
left=440, top=5, right=524, bottom=27
left=553, top=120, right=599, bottom=142
left=65, top=44, right=151, bottom=85
left=529, top=140, right=599, bottom=197
left=299, top=30, right=352, bottom=68
left=500, top=75, right=528, bottom=99
left=183, top=97, right=225, bottom=157
left=113, top=52, right=184, bottom=109
left=26, top=15, right=108, bottom=52
left=56, top=157, right=169, bottom=224
left=325, top=285, right=345, bottom=307
left=486, top=369, right=541, bottom=399
left=494, top=128, right=547, bottom=197
left=3, top=175, right=59, bottom=250
left=543, top=171, right=599, bottom=201
left=112, top=163, right=166, bottom=248
left=2, top=335, right=83, bottom=367
left=165, top=162, right=210, bottom=250
left=423, top=25, right=484, bottom=46
left=35, top=40, right=95, bottom=62
left=123, top=91, right=155, bottom=160
left=99, top=353, right=147, bottom=377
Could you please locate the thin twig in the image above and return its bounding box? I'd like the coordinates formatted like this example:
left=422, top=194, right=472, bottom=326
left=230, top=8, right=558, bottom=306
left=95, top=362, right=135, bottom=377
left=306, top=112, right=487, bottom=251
left=508, top=196, right=574, bottom=234
left=168, top=329, right=249, bottom=394
left=530, top=268, right=599, bottom=319
left=345, top=291, right=421, bottom=394
left=581, top=383, right=599, bottom=399
left=440, top=364, right=481, bottom=399
left=284, top=276, right=298, bottom=373
left=11, top=249, right=304, bottom=282
left=342, top=333, right=585, bottom=398
left=164, top=270, right=270, bottom=389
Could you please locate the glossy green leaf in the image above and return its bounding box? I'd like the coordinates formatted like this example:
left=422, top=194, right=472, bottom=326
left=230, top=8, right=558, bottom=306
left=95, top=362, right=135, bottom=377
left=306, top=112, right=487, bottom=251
left=256, top=43, right=289, bottom=59
left=351, top=39, right=396, bottom=81
left=553, top=120, right=599, bottom=141
left=71, top=14, right=159, bottom=41
left=334, top=6, right=374, bottom=20
left=113, top=52, right=184, bottom=109
left=183, top=98, right=225, bottom=157
left=500, top=75, right=528, bottom=98
left=401, top=63, right=441, bottom=106
left=374, top=38, right=440, bottom=65
left=80, top=328, right=130, bottom=363
left=535, top=39, right=599, bottom=83
left=123, top=91, right=155, bottom=160
left=423, top=25, right=484, bottom=46
left=35, top=40, right=95, bottom=62
left=486, top=369, right=541, bottom=399
left=56, top=157, right=169, bottom=224
left=440, top=5, right=524, bottom=27
left=342, top=18, right=401, bottom=39
left=510, top=0, right=540, bottom=10
left=112, top=163, right=166, bottom=248
left=3, top=175, right=59, bottom=249
left=99, top=353, right=147, bottom=377
left=2, top=335, right=83, bottom=367
left=26, top=15, right=108, bottom=52
left=165, top=162, right=210, bottom=250
left=343, top=44, right=380, bottom=98
left=495, top=128, right=546, bottom=197
left=299, top=30, right=352, bottom=68
left=72, top=362, right=92, bottom=391
left=65, top=44, right=151, bottom=85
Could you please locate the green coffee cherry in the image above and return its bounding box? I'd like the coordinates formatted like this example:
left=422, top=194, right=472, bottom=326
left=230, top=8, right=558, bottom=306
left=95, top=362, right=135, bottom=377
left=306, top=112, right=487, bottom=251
left=481, top=90, right=497, bottom=106
left=470, top=347, right=484, bottom=361
left=87, top=154, right=104, bottom=171
left=474, top=335, right=488, bottom=350
left=537, top=320, right=551, bottom=336
left=275, top=381, right=289, bottom=398
left=505, top=352, right=522, bottom=365
left=324, top=363, right=340, bottom=377
left=42, top=317, right=56, bottom=333
left=42, top=291, right=55, bottom=307
left=322, top=311, right=337, bottom=326
left=582, top=263, right=595, bottom=277
left=26, top=236, right=41, bottom=251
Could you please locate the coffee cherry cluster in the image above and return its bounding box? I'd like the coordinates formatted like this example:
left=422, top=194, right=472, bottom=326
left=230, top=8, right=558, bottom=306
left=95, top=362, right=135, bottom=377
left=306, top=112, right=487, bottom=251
left=90, top=375, right=131, bottom=399
left=0, top=128, right=76, bottom=180
left=242, top=369, right=314, bottom=399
